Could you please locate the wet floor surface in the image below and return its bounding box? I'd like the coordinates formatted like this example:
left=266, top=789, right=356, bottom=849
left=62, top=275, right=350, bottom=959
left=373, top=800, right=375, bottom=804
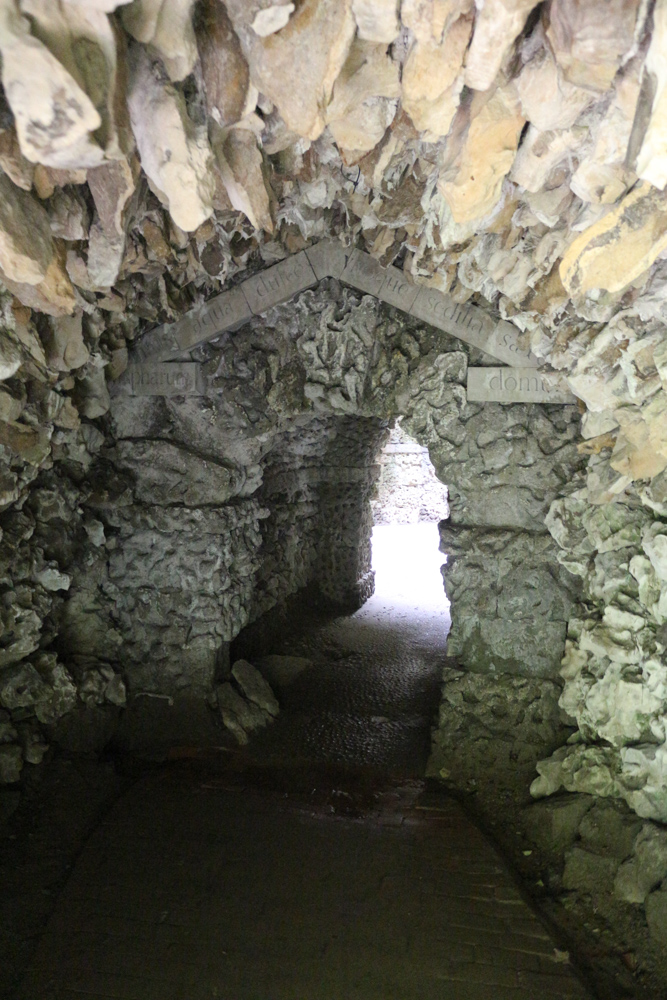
left=17, top=526, right=593, bottom=999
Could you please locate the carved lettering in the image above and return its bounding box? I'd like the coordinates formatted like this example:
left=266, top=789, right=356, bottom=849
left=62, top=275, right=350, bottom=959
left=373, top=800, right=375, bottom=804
left=468, top=368, right=575, bottom=404
left=340, top=249, right=386, bottom=296
left=242, top=251, right=316, bottom=313
left=127, top=363, right=201, bottom=396
left=378, top=267, right=420, bottom=311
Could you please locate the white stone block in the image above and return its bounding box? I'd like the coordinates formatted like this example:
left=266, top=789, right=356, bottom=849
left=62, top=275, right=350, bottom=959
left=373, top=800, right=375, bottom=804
left=305, top=239, right=348, bottom=279
left=242, top=251, right=317, bottom=314
left=467, top=367, right=576, bottom=404
left=173, top=286, right=251, bottom=352
left=340, top=249, right=386, bottom=296
left=487, top=320, right=539, bottom=368
left=377, top=266, right=420, bottom=311
left=126, top=363, right=201, bottom=396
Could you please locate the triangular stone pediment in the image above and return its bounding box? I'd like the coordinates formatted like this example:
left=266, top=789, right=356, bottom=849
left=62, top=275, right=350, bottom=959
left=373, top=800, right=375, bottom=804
left=123, top=242, right=574, bottom=405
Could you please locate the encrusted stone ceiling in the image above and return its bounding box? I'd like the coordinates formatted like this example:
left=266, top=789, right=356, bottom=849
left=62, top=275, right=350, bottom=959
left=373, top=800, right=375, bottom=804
left=0, top=0, right=664, bottom=499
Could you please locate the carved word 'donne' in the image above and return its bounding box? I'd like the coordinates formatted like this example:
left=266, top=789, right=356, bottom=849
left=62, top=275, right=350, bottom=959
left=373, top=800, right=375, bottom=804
left=131, top=242, right=538, bottom=372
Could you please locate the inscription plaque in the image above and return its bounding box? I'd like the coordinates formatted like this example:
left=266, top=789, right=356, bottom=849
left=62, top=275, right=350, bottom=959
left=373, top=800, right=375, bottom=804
left=377, top=266, right=420, bottom=311
left=127, top=363, right=201, bottom=396
left=409, top=287, right=538, bottom=367
left=467, top=367, right=576, bottom=404
left=172, top=285, right=251, bottom=353
left=486, top=320, right=538, bottom=369
left=132, top=325, right=182, bottom=363
left=340, top=249, right=386, bottom=296
left=131, top=243, right=538, bottom=369
left=305, top=239, right=347, bottom=280
left=242, top=250, right=317, bottom=314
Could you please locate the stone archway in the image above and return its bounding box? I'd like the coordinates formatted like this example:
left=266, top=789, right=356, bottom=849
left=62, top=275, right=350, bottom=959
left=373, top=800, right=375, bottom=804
left=60, top=264, right=584, bottom=703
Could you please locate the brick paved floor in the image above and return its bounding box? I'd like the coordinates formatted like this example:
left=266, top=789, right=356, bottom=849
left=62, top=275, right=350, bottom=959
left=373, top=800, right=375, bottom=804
left=20, top=767, right=593, bottom=1000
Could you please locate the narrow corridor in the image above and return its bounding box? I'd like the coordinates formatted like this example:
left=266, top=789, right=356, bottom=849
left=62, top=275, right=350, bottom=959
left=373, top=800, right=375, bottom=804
left=17, top=527, right=592, bottom=1000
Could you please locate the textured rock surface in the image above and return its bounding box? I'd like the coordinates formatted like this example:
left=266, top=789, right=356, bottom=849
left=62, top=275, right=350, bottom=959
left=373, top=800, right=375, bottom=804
left=0, top=0, right=663, bottom=850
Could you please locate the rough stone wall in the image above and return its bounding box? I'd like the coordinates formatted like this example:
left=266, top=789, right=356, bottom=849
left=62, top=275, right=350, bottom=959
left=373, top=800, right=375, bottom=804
left=426, top=402, right=585, bottom=677
left=371, top=422, right=449, bottom=525
left=0, top=274, right=584, bottom=781
left=531, top=487, right=667, bottom=823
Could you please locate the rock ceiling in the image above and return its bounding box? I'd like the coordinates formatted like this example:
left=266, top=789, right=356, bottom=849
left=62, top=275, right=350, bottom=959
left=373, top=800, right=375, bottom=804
left=0, top=0, right=665, bottom=512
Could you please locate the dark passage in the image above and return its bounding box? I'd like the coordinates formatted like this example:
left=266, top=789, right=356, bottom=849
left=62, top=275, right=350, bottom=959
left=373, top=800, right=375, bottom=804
left=16, top=556, right=592, bottom=1000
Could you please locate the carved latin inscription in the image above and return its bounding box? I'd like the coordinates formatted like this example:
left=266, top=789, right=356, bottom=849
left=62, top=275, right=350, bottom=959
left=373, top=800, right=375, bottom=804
left=409, top=288, right=538, bottom=368
left=467, top=368, right=576, bottom=404
left=340, top=249, right=386, bottom=296
left=132, top=242, right=538, bottom=370
left=173, top=286, right=251, bottom=353
left=377, top=266, right=420, bottom=311
left=242, top=250, right=317, bottom=313
left=127, top=363, right=200, bottom=396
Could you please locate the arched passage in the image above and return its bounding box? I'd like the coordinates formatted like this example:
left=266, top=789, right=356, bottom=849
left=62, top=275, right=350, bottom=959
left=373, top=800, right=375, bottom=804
left=55, top=280, right=584, bottom=713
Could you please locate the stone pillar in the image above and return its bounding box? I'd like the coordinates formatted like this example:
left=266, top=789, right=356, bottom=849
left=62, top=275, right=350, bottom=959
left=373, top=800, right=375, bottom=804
left=413, top=401, right=585, bottom=679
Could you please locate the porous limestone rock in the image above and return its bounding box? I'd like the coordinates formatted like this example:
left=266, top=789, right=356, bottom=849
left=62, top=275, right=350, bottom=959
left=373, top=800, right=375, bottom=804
left=614, top=824, right=667, bottom=903
left=351, top=0, right=399, bottom=42
left=438, top=84, right=525, bottom=224
left=546, top=0, right=642, bottom=92
left=212, top=127, right=273, bottom=232
left=560, top=182, right=667, bottom=297
left=465, top=0, right=541, bottom=93
left=0, top=174, right=56, bottom=286
left=562, top=846, right=620, bottom=894
left=647, top=887, right=667, bottom=947
left=122, top=0, right=198, bottom=81
left=127, top=45, right=215, bottom=231
left=400, top=0, right=472, bottom=141
left=0, top=1, right=104, bottom=168
left=231, top=659, right=279, bottom=717
left=516, top=39, right=594, bottom=132
left=196, top=0, right=255, bottom=129
left=325, top=40, right=400, bottom=160
left=223, top=0, right=356, bottom=140
left=637, top=0, right=667, bottom=189
left=216, top=680, right=270, bottom=744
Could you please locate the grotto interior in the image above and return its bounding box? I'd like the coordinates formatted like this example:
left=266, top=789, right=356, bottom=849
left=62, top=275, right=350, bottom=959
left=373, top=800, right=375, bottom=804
left=2, top=0, right=667, bottom=998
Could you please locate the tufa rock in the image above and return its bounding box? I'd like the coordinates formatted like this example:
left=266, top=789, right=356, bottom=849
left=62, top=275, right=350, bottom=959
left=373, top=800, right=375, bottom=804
left=560, top=182, right=667, bottom=296
left=400, top=0, right=472, bottom=141
left=212, top=127, right=273, bottom=232
left=216, top=681, right=269, bottom=745
left=637, top=0, right=667, bottom=189
left=127, top=45, right=215, bottom=232
left=224, top=0, right=356, bottom=141
left=196, top=0, right=256, bottom=129
left=439, top=83, right=525, bottom=224
left=325, top=40, right=400, bottom=160
left=351, top=0, right=400, bottom=42
left=0, top=173, right=57, bottom=286
left=615, top=823, right=667, bottom=904
left=0, top=2, right=104, bottom=168
left=562, top=846, right=620, bottom=894
left=122, top=0, right=198, bottom=82
left=231, top=660, right=279, bottom=718
left=546, top=0, right=643, bottom=92
left=465, top=0, right=541, bottom=92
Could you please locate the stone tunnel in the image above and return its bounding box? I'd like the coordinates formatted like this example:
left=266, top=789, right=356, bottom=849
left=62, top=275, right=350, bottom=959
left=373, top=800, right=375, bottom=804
left=1, top=1, right=667, bottom=998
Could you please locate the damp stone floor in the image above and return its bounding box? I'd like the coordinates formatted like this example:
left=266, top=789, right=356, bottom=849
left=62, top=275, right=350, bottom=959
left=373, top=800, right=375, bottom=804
left=16, top=525, right=593, bottom=1000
